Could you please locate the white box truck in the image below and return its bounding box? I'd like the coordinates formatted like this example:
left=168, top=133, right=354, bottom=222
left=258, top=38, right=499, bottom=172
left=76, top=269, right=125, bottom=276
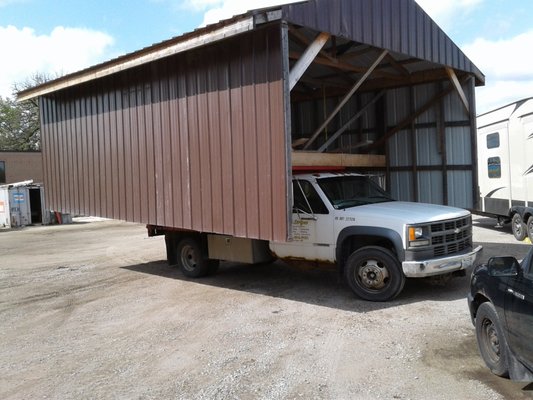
left=477, top=98, right=533, bottom=241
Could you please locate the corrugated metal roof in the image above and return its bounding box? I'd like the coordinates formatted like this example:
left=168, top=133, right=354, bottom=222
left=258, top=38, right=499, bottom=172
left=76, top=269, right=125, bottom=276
left=281, top=0, right=484, bottom=83
left=18, top=0, right=483, bottom=101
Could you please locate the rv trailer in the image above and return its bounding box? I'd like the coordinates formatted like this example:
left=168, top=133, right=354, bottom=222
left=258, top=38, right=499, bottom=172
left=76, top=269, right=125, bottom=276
left=477, top=98, right=533, bottom=241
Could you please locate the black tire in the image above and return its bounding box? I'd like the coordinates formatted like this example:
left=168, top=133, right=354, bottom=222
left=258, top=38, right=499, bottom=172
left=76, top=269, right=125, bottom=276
left=344, top=246, right=405, bottom=302
left=511, top=213, right=527, bottom=241
left=475, top=302, right=509, bottom=377
left=527, top=216, right=533, bottom=243
left=176, top=237, right=219, bottom=278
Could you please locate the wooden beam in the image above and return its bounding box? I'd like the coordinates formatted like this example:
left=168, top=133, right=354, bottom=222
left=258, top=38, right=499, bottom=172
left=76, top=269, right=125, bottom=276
left=318, top=90, right=385, bottom=152
left=446, top=67, right=470, bottom=114
left=289, top=32, right=330, bottom=91
left=303, top=50, right=388, bottom=150
left=292, top=152, right=386, bottom=168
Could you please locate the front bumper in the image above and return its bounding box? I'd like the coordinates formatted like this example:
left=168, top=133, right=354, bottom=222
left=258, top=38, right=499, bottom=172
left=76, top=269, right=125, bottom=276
left=402, top=245, right=482, bottom=278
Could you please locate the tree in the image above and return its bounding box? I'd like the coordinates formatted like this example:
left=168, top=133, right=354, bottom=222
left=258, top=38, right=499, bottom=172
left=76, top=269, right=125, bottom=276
left=0, top=73, right=51, bottom=151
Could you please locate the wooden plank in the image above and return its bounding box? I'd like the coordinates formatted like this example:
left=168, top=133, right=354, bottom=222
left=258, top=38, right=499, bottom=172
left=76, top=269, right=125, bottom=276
left=292, top=152, right=386, bottom=168
left=289, top=32, right=330, bottom=91
left=446, top=67, right=470, bottom=114
left=303, top=49, right=388, bottom=149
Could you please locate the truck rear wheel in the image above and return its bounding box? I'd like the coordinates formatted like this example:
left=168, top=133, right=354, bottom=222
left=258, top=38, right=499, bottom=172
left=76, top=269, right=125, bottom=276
left=176, top=237, right=219, bottom=278
left=344, top=246, right=405, bottom=302
left=511, top=213, right=527, bottom=241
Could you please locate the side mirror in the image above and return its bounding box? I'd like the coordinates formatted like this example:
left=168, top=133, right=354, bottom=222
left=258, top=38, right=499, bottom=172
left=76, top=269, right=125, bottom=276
left=488, top=256, right=520, bottom=277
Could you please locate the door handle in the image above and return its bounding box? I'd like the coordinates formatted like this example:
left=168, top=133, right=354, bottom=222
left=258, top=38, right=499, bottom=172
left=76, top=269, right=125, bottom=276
left=507, top=288, right=525, bottom=300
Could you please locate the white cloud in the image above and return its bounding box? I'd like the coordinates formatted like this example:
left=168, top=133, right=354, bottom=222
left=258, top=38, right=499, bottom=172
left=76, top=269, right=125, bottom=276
left=0, top=25, right=114, bottom=98
left=462, top=31, right=533, bottom=113
left=195, top=0, right=300, bottom=26
left=416, top=0, right=483, bottom=29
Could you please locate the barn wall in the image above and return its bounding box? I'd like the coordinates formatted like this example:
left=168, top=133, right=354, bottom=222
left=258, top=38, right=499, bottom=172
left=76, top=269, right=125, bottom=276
left=40, top=24, right=289, bottom=241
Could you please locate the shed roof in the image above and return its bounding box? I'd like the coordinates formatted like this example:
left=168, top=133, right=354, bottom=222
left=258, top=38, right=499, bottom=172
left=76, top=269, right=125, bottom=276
left=18, top=0, right=483, bottom=101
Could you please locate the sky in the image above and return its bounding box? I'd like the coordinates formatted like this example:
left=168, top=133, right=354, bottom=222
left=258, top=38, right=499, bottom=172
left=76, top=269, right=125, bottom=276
left=1, top=0, right=532, bottom=114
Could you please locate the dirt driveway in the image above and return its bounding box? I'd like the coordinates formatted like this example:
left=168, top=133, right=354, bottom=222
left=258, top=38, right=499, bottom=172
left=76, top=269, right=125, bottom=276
left=1, top=216, right=532, bottom=399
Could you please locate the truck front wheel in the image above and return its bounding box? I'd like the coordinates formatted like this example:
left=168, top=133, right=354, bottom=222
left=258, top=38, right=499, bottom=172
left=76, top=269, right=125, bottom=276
left=344, top=246, right=405, bottom=302
left=176, top=237, right=219, bottom=278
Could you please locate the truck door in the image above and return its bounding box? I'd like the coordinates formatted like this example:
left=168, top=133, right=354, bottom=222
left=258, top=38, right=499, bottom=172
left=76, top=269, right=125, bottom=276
left=505, top=249, right=533, bottom=369
left=270, top=179, right=335, bottom=263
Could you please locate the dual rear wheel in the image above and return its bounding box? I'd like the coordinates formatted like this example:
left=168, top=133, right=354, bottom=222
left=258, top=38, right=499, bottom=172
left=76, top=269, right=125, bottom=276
left=175, top=237, right=219, bottom=278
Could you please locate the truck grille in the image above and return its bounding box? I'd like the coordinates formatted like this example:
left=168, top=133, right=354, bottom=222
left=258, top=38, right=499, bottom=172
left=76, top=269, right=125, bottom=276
left=430, top=216, right=472, bottom=257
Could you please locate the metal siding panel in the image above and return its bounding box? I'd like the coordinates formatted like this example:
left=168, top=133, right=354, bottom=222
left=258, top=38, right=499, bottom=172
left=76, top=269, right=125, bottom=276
left=448, top=171, right=473, bottom=208
left=255, top=31, right=274, bottom=240
left=207, top=49, right=224, bottom=234
left=241, top=37, right=260, bottom=239
left=218, top=50, right=235, bottom=235
left=416, top=128, right=441, bottom=166
left=446, top=127, right=472, bottom=165
left=130, top=84, right=142, bottom=222
left=196, top=56, right=213, bottom=233
left=109, top=90, right=120, bottom=219
left=418, top=171, right=443, bottom=204
left=73, top=99, right=83, bottom=215
left=169, top=59, right=183, bottom=229
left=229, top=45, right=247, bottom=237
left=160, top=65, right=174, bottom=228
left=103, top=92, right=113, bottom=219
left=390, top=171, right=414, bottom=202
left=135, top=82, right=149, bottom=224
left=185, top=58, right=203, bottom=232
left=97, top=92, right=106, bottom=217
left=121, top=89, right=133, bottom=221
left=177, top=63, right=192, bottom=229
left=388, top=130, right=412, bottom=167
left=142, top=82, right=157, bottom=225
left=115, top=91, right=126, bottom=221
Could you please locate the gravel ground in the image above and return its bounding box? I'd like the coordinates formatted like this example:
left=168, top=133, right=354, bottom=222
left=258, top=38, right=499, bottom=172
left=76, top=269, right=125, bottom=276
left=0, top=215, right=532, bottom=399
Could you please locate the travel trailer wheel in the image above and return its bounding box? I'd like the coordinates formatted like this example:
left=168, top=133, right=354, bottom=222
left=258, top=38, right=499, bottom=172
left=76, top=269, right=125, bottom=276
left=511, top=214, right=527, bottom=241
left=527, top=216, right=533, bottom=242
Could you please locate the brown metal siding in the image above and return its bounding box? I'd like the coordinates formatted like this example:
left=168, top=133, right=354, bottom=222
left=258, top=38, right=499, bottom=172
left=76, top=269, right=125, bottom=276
left=40, top=24, right=288, bottom=242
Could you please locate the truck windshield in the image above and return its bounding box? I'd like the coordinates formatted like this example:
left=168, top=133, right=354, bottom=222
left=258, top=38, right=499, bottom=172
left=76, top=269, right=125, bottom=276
left=317, top=176, right=394, bottom=209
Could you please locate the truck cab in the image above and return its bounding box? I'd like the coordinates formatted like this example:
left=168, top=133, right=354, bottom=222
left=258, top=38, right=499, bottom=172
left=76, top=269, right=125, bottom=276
left=270, top=173, right=481, bottom=301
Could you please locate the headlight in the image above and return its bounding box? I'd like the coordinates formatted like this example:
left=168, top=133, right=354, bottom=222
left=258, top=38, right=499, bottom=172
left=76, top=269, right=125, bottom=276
left=408, top=226, right=430, bottom=247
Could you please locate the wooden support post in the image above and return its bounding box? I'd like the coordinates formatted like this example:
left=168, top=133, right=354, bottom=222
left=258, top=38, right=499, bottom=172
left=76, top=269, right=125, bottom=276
left=289, top=32, right=330, bottom=91
left=446, top=67, right=470, bottom=114
left=303, top=49, right=388, bottom=150
left=317, top=90, right=385, bottom=152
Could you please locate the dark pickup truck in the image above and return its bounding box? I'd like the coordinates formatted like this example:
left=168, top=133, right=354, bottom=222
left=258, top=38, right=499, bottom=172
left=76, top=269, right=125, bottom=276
left=468, top=246, right=533, bottom=381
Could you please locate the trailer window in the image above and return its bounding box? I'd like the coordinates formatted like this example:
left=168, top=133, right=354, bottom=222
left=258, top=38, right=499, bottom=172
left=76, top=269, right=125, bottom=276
left=0, top=161, right=5, bottom=184
left=488, top=157, right=501, bottom=178
left=486, top=133, right=500, bottom=149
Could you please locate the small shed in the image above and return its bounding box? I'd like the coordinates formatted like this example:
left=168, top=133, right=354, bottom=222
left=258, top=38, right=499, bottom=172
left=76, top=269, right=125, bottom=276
left=18, top=0, right=484, bottom=242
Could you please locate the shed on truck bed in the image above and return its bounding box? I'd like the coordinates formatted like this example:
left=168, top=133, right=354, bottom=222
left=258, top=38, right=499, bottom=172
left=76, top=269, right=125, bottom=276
left=18, top=0, right=484, bottom=242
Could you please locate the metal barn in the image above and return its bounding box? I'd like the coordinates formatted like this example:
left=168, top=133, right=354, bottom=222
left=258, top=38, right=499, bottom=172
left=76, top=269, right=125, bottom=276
left=18, top=0, right=484, bottom=242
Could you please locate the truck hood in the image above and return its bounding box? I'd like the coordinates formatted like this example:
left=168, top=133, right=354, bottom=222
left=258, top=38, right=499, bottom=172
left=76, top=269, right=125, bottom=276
left=342, top=201, right=470, bottom=224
